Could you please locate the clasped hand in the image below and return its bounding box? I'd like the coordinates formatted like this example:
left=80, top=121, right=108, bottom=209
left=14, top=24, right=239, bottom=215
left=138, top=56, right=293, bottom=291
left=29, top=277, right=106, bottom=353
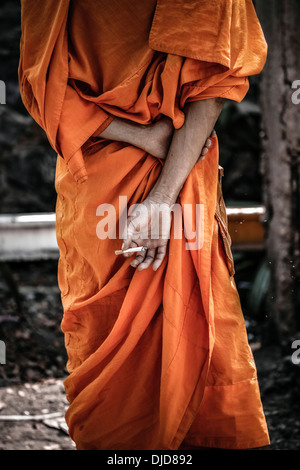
left=101, top=115, right=216, bottom=271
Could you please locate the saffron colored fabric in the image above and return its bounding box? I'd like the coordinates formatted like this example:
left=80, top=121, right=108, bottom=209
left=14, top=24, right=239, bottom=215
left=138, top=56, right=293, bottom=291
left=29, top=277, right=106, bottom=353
left=19, top=0, right=270, bottom=450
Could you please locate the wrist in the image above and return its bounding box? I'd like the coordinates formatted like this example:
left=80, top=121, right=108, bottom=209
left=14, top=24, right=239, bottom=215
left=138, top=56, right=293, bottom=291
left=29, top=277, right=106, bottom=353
left=148, top=181, right=180, bottom=206
left=98, top=118, right=144, bottom=147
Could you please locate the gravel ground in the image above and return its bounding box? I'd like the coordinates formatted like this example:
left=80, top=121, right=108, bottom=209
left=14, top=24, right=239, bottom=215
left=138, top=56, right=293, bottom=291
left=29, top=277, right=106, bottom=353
left=0, top=378, right=74, bottom=450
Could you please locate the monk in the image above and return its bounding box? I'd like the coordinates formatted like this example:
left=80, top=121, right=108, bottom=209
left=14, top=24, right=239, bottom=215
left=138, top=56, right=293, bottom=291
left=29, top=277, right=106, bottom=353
left=19, top=0, right=270, bottom=450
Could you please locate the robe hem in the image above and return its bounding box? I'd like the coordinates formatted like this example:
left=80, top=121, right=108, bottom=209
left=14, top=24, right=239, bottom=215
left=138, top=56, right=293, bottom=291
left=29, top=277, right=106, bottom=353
left=178, top=436, right=270, bottom=450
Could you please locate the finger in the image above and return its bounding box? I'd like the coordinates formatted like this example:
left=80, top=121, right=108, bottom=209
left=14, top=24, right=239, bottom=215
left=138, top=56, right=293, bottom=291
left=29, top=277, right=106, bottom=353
left=121, top=217, right=137, bottom=251
left=123, top=240, right=139, bottom=258
left=210, top=129, right=217, bottom=138
left=152, top=245, right=167, bottom=271
left=201, top=136, right=214, bottom=156
left=205, top=138, right=212, bottom=148
left=137, top=248, right=156, bottom=271
left=130, top=250, right=147, bottom=267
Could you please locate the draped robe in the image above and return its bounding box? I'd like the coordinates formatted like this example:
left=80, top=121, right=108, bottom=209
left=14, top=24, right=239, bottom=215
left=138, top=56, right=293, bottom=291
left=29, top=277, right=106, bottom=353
left=19, top=0, right=270, bottom=450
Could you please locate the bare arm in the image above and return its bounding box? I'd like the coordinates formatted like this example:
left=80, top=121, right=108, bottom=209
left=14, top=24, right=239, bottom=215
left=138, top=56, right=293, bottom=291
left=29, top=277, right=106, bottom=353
left=99, top=116, right=174, bottom=159
left=121, top=97, right=225, bottom=271
left=148, top=98, right=225, bottom=204
left=98, top=114, right=215, bottom=161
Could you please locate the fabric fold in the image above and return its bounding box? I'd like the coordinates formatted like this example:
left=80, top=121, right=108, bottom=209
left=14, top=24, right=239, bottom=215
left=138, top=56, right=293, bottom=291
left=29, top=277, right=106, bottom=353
left=19, top=0, right=113, bottom=182
left=149, top=0, right=267, bottom=75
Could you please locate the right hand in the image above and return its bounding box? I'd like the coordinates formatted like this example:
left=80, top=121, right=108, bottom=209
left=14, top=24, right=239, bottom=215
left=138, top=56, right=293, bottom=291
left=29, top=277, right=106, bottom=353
left=121, top=193, right=173, bottom=271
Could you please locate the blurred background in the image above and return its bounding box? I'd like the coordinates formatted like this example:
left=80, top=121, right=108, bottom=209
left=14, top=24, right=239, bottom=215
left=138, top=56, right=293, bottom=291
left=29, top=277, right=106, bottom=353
left=0, top=0, right=299, bottom=450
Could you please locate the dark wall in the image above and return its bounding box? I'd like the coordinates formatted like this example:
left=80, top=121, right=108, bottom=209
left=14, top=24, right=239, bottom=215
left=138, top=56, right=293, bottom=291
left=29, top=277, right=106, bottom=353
left=0, top=0, right=57, bottom=214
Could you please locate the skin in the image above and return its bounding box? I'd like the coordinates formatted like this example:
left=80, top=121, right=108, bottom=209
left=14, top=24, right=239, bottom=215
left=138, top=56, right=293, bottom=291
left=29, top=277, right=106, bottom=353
left=99, top=98, right=225, bottom=270
left=99, top=115, right=215, bottom=161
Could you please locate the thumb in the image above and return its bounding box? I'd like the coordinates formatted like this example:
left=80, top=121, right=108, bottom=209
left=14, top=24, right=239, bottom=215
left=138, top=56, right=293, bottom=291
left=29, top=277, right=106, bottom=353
left=121, top=216, right=136, bottom=251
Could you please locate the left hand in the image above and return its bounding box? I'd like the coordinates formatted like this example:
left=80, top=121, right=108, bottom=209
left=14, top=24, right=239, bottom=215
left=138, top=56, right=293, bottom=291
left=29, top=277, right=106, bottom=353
left=198, top=129, right=216, bottom=161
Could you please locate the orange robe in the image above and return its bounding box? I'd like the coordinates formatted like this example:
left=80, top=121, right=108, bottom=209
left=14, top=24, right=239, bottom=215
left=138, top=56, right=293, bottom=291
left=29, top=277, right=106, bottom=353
left=19, top=0, right=269, bottom=450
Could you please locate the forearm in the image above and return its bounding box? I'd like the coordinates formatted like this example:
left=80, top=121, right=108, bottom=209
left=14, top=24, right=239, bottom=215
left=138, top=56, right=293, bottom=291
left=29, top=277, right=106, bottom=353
left=98, top=116, right=174, bottom=159
left=149, top=98, right=225, bottom=203
left=99, top=117, right=147, bottom=148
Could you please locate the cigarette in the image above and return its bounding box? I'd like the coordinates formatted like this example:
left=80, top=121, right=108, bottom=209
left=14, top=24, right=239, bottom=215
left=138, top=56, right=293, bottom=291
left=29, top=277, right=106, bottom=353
left=115, top=246, right=147, bottom=255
